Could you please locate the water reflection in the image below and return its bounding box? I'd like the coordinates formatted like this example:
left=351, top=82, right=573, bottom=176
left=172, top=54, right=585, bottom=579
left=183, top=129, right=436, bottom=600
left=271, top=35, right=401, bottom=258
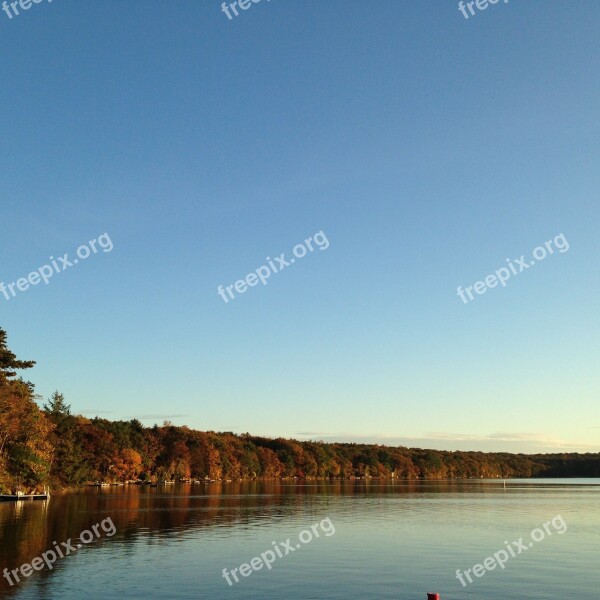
left=1, top=479, right=598, bottom=597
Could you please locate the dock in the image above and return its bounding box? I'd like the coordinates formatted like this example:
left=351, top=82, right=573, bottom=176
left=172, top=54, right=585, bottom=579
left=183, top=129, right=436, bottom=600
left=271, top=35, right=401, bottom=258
left=0, top=492, right=50, bottom=502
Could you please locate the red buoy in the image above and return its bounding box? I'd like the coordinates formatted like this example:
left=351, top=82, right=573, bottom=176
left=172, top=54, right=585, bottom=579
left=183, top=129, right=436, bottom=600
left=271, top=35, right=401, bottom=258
left=427, top=594, right=440, bottom=600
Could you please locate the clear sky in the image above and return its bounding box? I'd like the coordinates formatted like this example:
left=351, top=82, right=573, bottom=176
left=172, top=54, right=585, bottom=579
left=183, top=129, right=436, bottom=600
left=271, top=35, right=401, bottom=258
left=1, top=0, right=598, bottom=453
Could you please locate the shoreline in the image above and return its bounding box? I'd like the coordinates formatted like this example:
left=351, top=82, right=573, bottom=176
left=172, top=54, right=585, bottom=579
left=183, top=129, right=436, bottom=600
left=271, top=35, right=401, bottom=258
left=46, top=475, right=600, bottom=495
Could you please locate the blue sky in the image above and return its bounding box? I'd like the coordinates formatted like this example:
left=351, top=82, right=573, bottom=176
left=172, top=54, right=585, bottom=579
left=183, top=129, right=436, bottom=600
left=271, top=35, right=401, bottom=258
left=1, top=0, right=598, bottom=453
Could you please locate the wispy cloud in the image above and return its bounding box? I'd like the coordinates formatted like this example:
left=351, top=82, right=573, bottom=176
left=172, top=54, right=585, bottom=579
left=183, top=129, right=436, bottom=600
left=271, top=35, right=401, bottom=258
left=132, top=414, right=189, bottom=420
left=293, top=431, right=599, bottom=453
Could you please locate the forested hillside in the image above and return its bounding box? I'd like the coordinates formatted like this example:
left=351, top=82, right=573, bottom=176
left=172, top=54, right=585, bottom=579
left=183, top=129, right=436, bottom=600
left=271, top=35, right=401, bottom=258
left=1, top=328, right=599, bottom=493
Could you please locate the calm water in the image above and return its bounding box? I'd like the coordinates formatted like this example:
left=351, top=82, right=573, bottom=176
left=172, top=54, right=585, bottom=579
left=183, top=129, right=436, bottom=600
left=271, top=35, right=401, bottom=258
left=1, top=479, right=598, bottom=600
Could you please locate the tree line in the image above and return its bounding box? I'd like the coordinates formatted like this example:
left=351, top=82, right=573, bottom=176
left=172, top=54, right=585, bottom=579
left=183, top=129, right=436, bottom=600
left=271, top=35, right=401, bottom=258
left=1, top=327, right=599, bottom=493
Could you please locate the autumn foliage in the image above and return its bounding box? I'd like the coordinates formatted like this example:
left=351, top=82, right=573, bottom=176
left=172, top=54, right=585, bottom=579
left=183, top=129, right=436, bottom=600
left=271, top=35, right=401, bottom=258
left=0, top=328, right=599, bottom=493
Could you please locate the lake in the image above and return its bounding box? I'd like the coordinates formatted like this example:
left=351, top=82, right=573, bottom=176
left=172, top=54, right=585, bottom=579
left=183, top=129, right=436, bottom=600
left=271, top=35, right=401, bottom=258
left=1, top=479, right=598, bottom=599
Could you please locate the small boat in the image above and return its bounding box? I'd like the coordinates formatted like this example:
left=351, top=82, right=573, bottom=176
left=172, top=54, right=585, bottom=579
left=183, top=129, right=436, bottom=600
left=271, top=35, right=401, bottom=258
left=0, top=492, right=50, bottom=502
